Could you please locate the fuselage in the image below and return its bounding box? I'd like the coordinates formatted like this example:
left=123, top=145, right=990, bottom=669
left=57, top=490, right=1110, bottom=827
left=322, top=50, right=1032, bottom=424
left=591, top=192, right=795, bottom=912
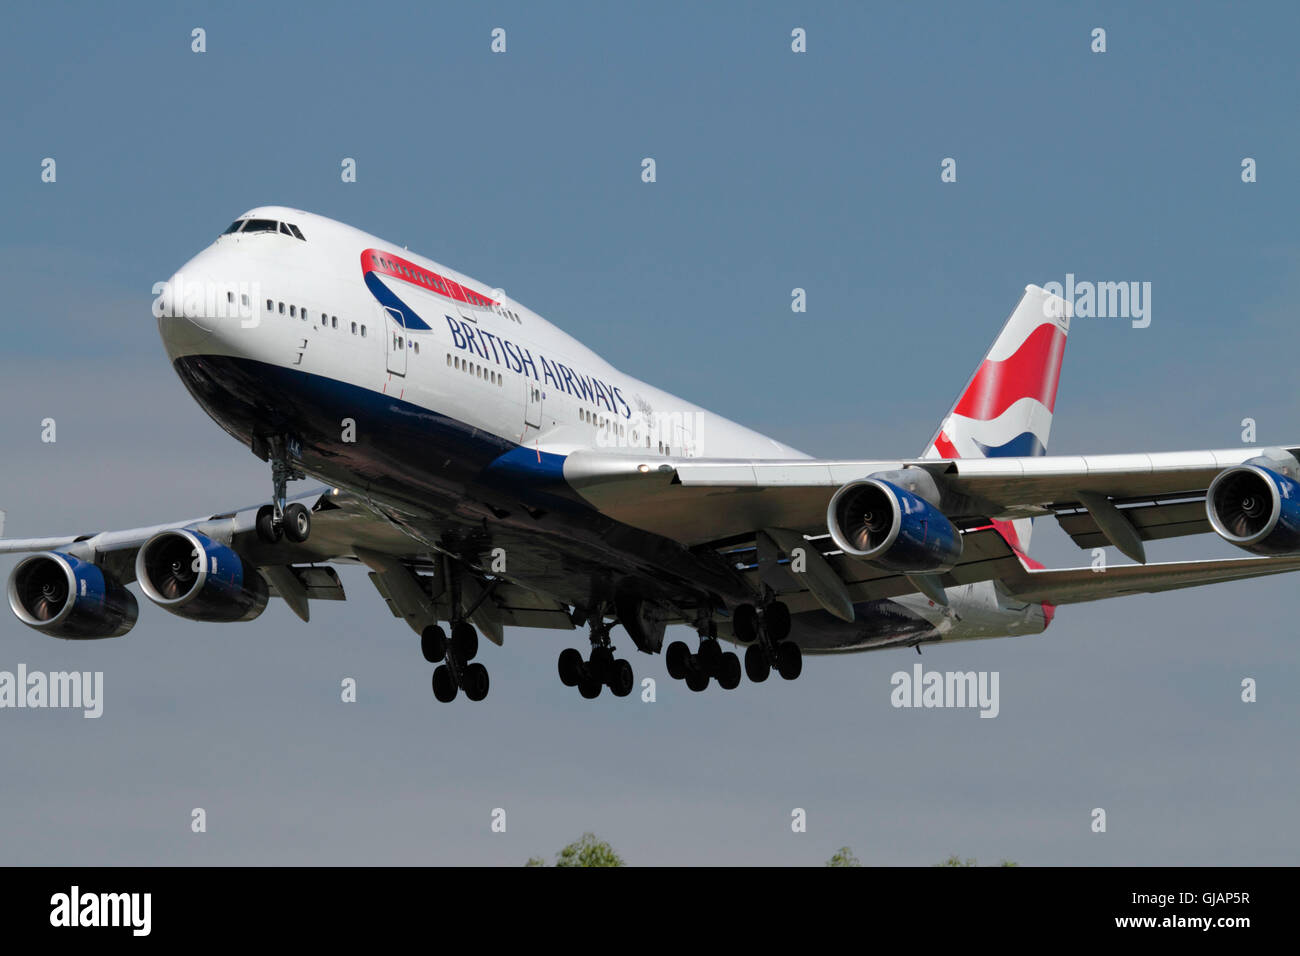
left=155, top=206, right=1049, bottom=651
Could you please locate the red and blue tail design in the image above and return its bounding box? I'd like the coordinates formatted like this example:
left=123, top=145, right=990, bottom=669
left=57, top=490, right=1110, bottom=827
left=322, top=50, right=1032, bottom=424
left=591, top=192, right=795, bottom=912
left=922, top=284, right=1071, bottom=553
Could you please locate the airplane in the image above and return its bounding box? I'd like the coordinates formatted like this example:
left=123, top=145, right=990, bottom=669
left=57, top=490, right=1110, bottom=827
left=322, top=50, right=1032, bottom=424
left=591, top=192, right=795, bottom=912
left=5, top=205, right=1300, bottom=704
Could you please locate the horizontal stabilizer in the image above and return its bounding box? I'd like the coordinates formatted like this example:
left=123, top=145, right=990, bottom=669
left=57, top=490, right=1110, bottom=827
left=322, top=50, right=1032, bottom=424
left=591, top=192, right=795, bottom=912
left=1002, top=554, right=1300, bottom=606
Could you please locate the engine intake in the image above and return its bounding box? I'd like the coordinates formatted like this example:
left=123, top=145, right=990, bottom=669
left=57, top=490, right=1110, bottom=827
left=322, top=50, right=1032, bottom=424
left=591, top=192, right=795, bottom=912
left=827, top=476, right=963, bottom=572
left=7, top=552, right=138, bottom=639
left=135, top=530, right=268, bottom=622
left=1207, top=462, right=1300, bottom=556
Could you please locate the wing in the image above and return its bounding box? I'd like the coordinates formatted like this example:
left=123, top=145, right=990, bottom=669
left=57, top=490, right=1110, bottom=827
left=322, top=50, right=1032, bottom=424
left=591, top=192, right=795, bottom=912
left=563, top=445, right=1300, bottom=549
left=0, top=488, right=572, bottom=638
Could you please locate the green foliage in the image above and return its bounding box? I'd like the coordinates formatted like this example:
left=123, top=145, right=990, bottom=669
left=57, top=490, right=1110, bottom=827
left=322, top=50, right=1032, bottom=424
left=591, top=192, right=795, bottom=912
left=936, top=855, right=1019, bottom=867
left=526, top=833, right=625, bottom=867
left=826, top=846, right=862, bottom=867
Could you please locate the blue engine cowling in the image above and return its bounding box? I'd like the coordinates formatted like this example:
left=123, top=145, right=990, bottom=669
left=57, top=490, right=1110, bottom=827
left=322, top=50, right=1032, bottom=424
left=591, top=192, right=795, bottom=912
left=135, top=530, right=268, bottom=622
left=6, top=552, right=138, bottom=639
left=1207, top=463, right=1300, bottom=555
left=826, top=477, right=963, bottom=572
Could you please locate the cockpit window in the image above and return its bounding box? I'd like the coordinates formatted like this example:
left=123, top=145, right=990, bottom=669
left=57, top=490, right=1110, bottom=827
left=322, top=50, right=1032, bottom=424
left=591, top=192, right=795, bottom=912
left=240, top=219, right=278, bottom=234
left=279, top=222, right=293, bottom=236
left=287, top=223, right=306, bottom=240
left=222, top=220, right=244, bottom=235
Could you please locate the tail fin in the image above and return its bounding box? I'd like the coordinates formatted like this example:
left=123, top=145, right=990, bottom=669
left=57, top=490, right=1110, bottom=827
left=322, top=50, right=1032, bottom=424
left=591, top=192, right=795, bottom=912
left=922, top=284, right=1071, bottom=552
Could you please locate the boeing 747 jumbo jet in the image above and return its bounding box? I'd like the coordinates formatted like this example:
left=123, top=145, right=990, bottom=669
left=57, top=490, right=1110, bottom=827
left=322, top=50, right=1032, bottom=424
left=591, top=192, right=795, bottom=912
left=6, top=206, right=1300, bottom=703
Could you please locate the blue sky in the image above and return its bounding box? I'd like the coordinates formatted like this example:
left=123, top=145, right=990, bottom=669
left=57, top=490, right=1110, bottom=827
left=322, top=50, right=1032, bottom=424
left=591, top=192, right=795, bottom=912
left=1, top=1, right=1298, bottom=865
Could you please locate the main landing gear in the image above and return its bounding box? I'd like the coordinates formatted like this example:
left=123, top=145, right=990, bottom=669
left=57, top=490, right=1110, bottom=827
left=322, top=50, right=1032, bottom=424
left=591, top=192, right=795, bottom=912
left=664, top=621, right=742, bottom=692
left=423, top=562, right=490, bottom=703
left=423, top=620, right=490, bottom=703
left=254, top=436, right=311, bottom=545
left=734, top=601, right=802, bottom=683
left=557, top=616, right=635, bottom=699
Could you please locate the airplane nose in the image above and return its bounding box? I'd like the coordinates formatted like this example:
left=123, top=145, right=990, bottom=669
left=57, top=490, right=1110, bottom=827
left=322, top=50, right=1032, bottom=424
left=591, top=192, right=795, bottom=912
left=155, top=264, right=259, bottom=361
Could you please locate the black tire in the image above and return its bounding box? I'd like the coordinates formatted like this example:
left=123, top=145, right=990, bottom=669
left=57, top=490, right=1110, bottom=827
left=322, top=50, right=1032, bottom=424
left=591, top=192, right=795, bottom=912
left=610, top=659, right=634, bottom=697
left=776, top=641, right=803, bottom=680
left=697, top=639, right=722, bottom=674
left=685, top=668, right=709, bottom=692
left=764, top=602, right=792, bottom=642
left=432, top=665, right=457, bottom=702
left=255, top=505, right=282, bottom=543
left=451, top=621, right=478, bottom=661
left=421, top=624, right=447, bottom=663
left=283, top=502, right=311, bottom=543
left=745, top=643, right=770, bottom=683
left=463, top=663, right=490, bottom=702
left=665, top=640, right=690, bottom=680
left=578, top=674, right=602, bottom=699
left=733, top=604, right=759, bottom=643
left=718, top=652, right=742, bottom=690
left=558, top=648, right=583, bottom=687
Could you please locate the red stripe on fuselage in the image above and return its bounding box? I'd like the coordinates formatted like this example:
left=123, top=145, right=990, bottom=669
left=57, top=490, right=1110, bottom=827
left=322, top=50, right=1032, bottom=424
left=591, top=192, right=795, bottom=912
left=360, top=249, right=498, bottom=308
left=952, top=322, right=1067, bottom=422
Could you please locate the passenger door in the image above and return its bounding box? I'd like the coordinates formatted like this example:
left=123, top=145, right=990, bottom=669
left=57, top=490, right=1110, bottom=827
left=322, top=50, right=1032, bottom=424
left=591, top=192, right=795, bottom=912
left=384, top=306, right=406, bottom=377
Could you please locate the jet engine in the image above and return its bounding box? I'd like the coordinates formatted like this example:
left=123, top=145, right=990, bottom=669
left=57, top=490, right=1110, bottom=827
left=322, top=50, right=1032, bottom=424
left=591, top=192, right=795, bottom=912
left=135, top=530, right=268, bottom=622
left=7, top=552, right=138, bottom=639
left=1206, top=456, right=1300, bottom=556
left=826, top=475, right=962, bottom=572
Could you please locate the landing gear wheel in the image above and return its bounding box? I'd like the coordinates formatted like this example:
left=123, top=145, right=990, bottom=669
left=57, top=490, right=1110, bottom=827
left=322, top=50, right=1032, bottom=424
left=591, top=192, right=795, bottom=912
left=718, top=652, right=742, bottom=690
left=609, top=659, right=634, bottom=697
left=733, top=604, right=759, bottom=643
left=764, top=601, right=792, bottom=642
left=463, top=662, right=490, bottom=702
left=451, top=621, right=478, bottom=661
left=578, top=674, right=602, bottom=699
left=685, top=668, right=710, bottom=693
left=432, top=665, right=458, bottom=702
left=776, top=641, right=803, bottom=680
left=745, top=643, right=771, bottom=683
left=558, top=648, right=583, bottom=687
left=421, top=624, right=447, bottom=664
left=282, top=502, right=311, bottom=543
left=255, top=505, right=282, bottom=544
left=697, top=639, right=722, bottom=674
left=665, top=640, right=690, bottom=680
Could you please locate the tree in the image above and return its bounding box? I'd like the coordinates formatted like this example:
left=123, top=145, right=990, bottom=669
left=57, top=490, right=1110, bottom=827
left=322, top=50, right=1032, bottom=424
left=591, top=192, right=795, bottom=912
left=826, top=846, right=862, bottom=867
left=936, top=856, right=1018, bottom=867
left=526, top=833, right=625, bottom=867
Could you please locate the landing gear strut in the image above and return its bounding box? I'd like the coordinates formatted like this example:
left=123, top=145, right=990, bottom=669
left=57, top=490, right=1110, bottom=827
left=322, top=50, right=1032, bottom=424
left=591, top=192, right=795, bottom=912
left=254, top=435, right=311, bottom=544
left=557, top=614, right=634, bottom=699
left=423, top=560, right=490, bottom=703
left=733, top=601, right=801, bottom=683
left=665, top=620, right=742, bottom=692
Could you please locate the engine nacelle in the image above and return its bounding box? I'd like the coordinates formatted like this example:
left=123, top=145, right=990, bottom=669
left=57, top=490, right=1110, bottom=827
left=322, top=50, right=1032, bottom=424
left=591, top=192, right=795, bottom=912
left=1206, top=459, right=1300, bottom=556
left=827, top=476, right=963, bottom=572
left=135, top=530, right=268, bottom=622
left=7, top=552, right=138, bottom=639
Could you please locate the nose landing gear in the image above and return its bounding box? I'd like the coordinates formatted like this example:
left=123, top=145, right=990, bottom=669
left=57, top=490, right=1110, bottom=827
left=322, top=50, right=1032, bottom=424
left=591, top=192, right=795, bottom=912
left=253, top=435, right=311, bottom=544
